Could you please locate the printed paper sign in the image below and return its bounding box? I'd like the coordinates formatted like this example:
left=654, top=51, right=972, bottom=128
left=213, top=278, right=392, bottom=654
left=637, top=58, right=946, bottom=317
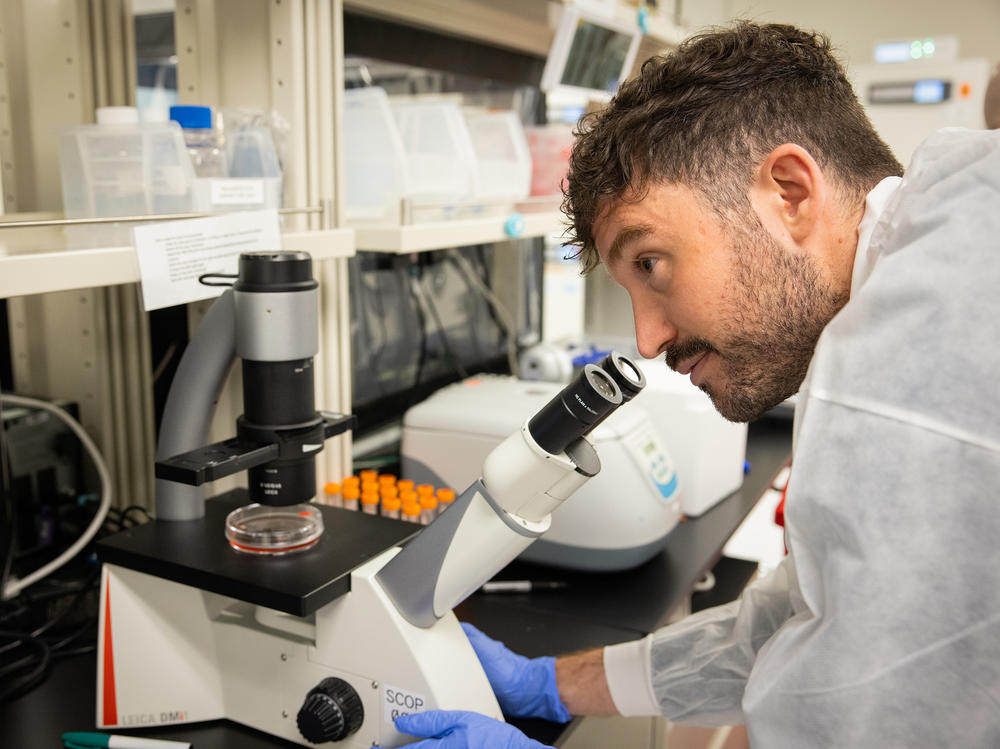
left=134, top=209, right=281, bottom=310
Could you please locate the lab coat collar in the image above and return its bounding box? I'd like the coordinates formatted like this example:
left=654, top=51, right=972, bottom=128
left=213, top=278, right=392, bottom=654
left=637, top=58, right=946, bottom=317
left=849, top=175, right=902, bottom=296
left=790, top=174, right=901, bottom=450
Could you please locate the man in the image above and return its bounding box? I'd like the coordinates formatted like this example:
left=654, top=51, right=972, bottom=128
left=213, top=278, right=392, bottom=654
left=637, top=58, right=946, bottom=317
left=987, top=63, right=1000, bottom=129
left=397, top=22, right=1000, bottom=747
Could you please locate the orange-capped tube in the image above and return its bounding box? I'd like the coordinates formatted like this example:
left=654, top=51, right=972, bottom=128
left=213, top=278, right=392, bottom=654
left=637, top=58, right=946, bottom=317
left=381, top=485, right=399, bottom=501
left=397, top=479, right=415, bottom=493
left=342, top=476, right=360, bottom=489
left=416, top=483, right=434, bottom=497
left=401, top=501, right=422, bottom=523
left=419, top=496, right=438, bottom=525
left=342, top=484, right=360, bottom=511
left=399, top=489, right=418, bottom=505
left=360, top=469, right=378, bottom=482
left=360, top=492, right=380, bottom=515
left=378, top=474, right=396, bottom=486
left=436, top=488, right=455, bottom=512
left=381, top=496, right=401, bottom=520
left=323, top=482, right=343, bottom=509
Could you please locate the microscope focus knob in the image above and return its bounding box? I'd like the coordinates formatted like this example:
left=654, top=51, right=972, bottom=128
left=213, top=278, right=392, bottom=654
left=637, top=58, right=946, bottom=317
left=296, top=677, right=364, bottom=743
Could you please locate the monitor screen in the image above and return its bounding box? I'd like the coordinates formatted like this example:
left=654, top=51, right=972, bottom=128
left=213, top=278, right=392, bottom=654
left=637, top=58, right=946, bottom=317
left=560, top=19, right=636, bottom=93
left=541, top=7, right=641, bottom=100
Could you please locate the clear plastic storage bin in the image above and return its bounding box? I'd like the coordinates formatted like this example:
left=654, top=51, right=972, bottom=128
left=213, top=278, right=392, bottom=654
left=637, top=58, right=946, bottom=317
left=463, top=110, right=532, bottom=204
left=342, top=87, right=409, bottom=224
left=390, top=97, right=480, bottom=218
left=192, top=126, right=283, bottom=212
left=524, top=123, right=576, bottom=198
left=60, top=121, right=196, bottom=219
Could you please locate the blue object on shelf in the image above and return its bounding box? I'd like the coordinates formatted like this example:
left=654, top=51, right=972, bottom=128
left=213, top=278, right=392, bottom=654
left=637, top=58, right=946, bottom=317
left=637, top=6, right=650, bottom=34
left=169, top=104, right=213, bottom=129
left=570, top=345, right=612, bottom=368
left=504, top=212, right=526, bottom=238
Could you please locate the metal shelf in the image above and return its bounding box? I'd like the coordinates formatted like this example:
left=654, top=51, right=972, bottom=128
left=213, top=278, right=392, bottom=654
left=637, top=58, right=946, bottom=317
left=0, top=226, right=355, bottom=298
left=353, top=210, right=565, bottom=253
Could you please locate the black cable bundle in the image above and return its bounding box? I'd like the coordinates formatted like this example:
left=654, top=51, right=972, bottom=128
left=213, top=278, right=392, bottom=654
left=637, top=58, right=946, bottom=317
left=0, top=503, right=150, bottom=703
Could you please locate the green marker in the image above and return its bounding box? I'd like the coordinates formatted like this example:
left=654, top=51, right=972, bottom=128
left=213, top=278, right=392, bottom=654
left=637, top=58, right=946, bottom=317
left=62, top=732, right=191, bottom=749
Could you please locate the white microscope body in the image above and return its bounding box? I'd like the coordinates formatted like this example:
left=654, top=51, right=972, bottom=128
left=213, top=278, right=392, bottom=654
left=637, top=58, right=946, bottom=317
left=96, top=259, right=642, bottom=749
left=97, top=417, right=595, bottom=747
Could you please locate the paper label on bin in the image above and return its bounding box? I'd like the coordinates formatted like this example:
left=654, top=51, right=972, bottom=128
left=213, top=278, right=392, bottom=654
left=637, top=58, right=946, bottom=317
left=210, top=178, right=265, bottom=205
left=134, top=209, right=281, bottom=310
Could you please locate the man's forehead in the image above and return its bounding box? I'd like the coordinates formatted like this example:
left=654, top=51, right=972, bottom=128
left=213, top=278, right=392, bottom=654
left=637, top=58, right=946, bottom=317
left=593, top=181, right=712, bottom=260
left=593, top=195, right=647, bottom=252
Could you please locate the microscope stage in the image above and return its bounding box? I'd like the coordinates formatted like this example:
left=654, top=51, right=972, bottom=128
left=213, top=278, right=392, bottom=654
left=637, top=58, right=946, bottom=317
left=96, top=490, right=419, bottom=616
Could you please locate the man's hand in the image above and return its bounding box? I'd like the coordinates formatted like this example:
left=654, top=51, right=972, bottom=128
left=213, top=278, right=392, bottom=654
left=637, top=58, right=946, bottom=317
left=461, top=622, right=571, bottom=722
left=394, top=710, right=553, bottom=749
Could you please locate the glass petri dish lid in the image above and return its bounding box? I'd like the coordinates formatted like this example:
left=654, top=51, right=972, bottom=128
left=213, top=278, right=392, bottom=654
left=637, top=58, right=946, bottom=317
left=225, top=502, right=324, bottom=555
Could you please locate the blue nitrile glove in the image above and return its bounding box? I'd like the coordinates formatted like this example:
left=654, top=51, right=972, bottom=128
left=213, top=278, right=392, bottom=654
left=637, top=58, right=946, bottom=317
left=461, top=622, right=571, bottom=722
left=395, top=710, right=554, bottom=749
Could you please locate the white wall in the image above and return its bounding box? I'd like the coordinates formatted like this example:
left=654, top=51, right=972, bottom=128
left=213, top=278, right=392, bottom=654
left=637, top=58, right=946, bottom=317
left=682, top=0, right=1000, bottom=74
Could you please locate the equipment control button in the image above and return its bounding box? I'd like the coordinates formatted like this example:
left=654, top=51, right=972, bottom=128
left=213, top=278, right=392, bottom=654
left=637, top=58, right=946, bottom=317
left=297, top=677, right=364, bottom=743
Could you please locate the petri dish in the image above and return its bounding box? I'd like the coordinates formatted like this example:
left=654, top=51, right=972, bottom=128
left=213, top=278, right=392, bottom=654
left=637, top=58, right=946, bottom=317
left=225, top=502, right=324, bottom=555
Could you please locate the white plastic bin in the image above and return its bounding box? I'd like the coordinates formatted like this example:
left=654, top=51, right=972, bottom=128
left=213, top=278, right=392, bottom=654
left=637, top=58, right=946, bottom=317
left=60, top=121, right=196, bottom=219
left=342, top=87, right=409, bottom=224
left=390, top=97, right=480, bottom=214
left=463, top=110, right=532, bottom=203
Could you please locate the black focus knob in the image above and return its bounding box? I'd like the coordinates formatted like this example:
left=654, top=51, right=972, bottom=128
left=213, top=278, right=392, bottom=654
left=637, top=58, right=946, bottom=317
left=296, top=677, right=364, bottom=743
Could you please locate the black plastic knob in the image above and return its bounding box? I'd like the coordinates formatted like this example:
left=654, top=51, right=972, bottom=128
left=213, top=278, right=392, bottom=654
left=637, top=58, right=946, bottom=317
left=296, top=677, right=364, bottom=743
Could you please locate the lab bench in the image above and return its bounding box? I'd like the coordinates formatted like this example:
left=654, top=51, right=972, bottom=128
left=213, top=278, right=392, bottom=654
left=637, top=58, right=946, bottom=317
left=0, top=417, right=792, bottom=749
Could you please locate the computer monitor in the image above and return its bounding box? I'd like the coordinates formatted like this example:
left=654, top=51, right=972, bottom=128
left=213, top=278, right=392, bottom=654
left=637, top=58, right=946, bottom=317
left=540, top=5, right=642, bottom=101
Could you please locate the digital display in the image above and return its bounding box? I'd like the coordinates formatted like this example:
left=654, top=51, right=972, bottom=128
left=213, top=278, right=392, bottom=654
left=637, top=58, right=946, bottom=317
left=875, top=42, right=910, bottom=64
left=869, top=79, right=951, bottom=105
left=913, top=79, right=948, bottom=103
left=559, top=20, right=635, bottom=93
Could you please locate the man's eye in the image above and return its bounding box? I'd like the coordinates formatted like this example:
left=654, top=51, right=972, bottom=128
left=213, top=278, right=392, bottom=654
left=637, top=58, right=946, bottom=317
left=636, top=257, right=658, bottom=274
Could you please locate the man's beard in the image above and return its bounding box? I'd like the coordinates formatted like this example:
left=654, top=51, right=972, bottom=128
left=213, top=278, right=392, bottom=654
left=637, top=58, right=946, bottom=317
left=665, top=215, right=848, bottom=422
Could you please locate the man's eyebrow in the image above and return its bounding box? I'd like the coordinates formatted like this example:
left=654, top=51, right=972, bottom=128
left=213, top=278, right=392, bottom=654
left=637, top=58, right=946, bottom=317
left=606, top=224, right=655, bottom=265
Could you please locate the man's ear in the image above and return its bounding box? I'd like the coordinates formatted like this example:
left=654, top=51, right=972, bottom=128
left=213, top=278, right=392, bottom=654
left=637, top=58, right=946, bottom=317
left=750, top=143, right=825, bottom=245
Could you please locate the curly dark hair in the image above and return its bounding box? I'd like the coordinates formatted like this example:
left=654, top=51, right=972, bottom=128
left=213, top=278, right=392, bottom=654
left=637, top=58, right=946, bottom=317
left=563, top=21, right=903, bottom=272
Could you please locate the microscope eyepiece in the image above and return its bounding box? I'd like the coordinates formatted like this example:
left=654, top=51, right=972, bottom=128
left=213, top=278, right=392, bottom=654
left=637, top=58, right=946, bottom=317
left=235, top=251, right=318, bottom=293
left=600, top=351, right=646, bottom=401
left=527, top=364, right=623, bottom=455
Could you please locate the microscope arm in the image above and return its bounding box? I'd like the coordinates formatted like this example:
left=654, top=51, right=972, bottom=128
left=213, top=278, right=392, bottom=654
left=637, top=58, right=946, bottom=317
left=377, top=356, right=645, bottom=628
left=155, top=289, right=237, bottom=520
left=376, top=411, right=602, bottom=628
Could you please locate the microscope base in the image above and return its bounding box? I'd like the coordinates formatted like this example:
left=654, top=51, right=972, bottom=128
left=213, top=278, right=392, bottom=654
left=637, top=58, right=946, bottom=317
left=96, top=550, right=503, bottom=747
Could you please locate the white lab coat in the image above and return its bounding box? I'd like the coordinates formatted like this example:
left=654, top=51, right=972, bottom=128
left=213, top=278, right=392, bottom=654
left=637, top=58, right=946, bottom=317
left=603, top=128, right=1000, bottom=747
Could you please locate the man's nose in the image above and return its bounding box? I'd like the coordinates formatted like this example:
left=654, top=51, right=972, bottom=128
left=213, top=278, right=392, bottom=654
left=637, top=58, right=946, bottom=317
left=632, top=296, right=677, bottom=360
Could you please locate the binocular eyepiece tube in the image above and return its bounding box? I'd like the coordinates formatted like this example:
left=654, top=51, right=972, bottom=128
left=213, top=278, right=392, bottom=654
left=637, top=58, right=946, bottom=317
left=526, top=352, right=645, bottom=455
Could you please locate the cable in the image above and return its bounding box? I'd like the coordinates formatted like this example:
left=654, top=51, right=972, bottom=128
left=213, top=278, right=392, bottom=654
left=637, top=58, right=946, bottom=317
left=119, top=504, right=151, bottom=527
left=0, top=628, right=51, bottom=702
left=151, top=340, right=178, bottom=384
left=406, top=265, right=430, bottom=390
left=412, top=267, right=469, bottom=380
left=0, top=439, right=13, bottom=610
left=449, top=250, right=519, bottom=374
left=0, top=394, right=111, bottom=600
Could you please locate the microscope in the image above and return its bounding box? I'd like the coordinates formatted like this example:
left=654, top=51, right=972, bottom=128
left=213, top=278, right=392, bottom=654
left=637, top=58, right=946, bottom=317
left=95, top=251, right=645, bottom=747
